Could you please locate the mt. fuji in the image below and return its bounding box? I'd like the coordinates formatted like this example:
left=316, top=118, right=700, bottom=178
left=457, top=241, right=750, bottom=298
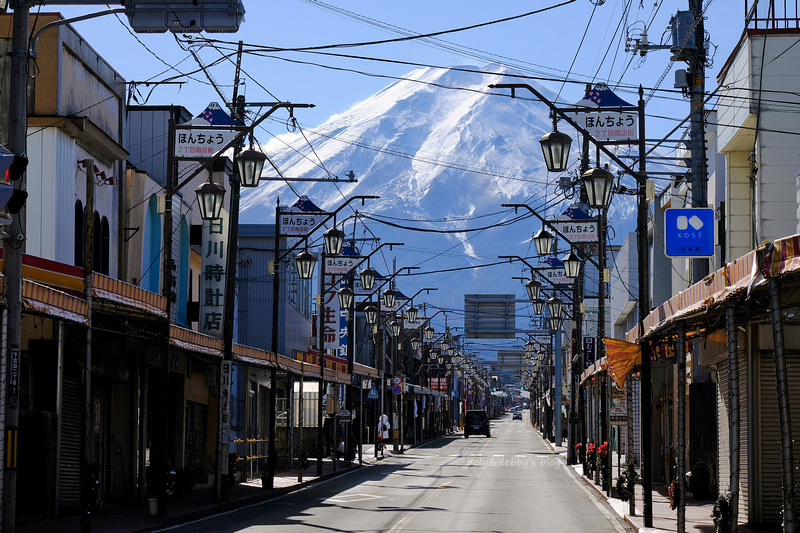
left=238, top=64, right=637, bottom=340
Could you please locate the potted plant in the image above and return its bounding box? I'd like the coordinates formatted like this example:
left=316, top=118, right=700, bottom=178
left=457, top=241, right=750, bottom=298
left=615, top=461, right=640, bottom=514
left=586, top=443, right=596, bottom=478
left=596, top=441, right=609, bottom=490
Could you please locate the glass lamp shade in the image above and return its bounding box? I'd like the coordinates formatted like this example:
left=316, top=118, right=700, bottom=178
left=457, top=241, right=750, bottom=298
left=581, top=165, right=615, bottom=209
left=337, top=287, right=354, bottom=309
left=549, top=315, right=563, bottom=331
left=411, top=337, right=421, bottom=351
left=547, top=297, right=564, bottom=319
left=364, top=305, right=378, bottom=324
left=525, top=340, right=534, bottom=352
left=440, top=340, right=449, bottom=352
left=195, top=180, right=226, bottom=220
left=446, top=362, right=453, bottom=370
left=294, top=250, right=317, bottom=280
left=561, top=251, right=582, bottom=278
left=525, top=279, right=542, bottom=302
left=390, top=320, right=401, bottom=337
left=532, top=298, right=545, bottom=315
left=437, top=355, right=445, bottom=365
left=447, top=348, right=454, bottom=356
left=382, top=289, right=397, bottom=309
left=359, top=267, right=377, bottom=291
left=539, top=129, right=572, bottom=172
left=406, top=306, right=418, bottom=323
left=424, top=325, right=435, bottom=340
left=236, top=148, right=267, bottom=187
left=323, top=227, right=345, bottom=256
left=532, top=228, right=555, bottom=256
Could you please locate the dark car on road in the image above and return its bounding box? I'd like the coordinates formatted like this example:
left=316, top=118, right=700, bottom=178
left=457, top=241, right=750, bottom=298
left=464, top=410, right=491, bottom=438
left=513, top=411, right=523, bottom=420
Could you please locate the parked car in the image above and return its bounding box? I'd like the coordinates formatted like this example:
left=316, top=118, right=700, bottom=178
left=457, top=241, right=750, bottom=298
left=513, top=411, right=523, bottom=420
left=464, top=410, right=491, bottom=438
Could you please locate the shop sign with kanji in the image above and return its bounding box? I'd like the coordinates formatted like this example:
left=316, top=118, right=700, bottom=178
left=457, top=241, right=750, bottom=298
left=199, top=210, right=229, bottom=338
left=174, top=102, right=244, bottom=160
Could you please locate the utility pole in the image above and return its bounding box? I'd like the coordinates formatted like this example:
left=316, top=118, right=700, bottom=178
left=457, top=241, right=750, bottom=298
left=4, top=4, right=30, bottom=530
left=688, top=0, right=708, bottom=282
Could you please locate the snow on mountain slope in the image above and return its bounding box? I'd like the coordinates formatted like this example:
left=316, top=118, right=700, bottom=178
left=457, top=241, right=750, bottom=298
left=238, top=64, right=637, bottom=334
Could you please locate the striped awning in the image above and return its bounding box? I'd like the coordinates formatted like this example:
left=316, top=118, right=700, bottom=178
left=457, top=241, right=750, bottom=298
left=93, top=273, right=167, bottom=318
left=22, top=279, right=88, bottom=325
left=170, top=325, right=222, bottom=357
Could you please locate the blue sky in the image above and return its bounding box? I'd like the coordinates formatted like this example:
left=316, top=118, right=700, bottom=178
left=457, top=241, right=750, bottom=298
left=46, top=0, right=745, bottom=141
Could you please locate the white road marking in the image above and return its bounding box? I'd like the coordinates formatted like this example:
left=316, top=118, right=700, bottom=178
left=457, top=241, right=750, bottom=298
left=320, top=493, right=385, bottom=504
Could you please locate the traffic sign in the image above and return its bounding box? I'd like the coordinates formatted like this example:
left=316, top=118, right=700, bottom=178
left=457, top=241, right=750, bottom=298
left=664, top=208, right=715, bottom=257
left=392, top=385, right=402, bottom=395
left=367, top=387, right=379, bottom=399
left=392, top=376, right=402, bottom=385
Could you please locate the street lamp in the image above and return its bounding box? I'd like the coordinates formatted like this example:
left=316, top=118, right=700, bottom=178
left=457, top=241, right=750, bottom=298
left=547, top=297, right=564, bottom=319
left=294, top=250, right=317, bottom=280
left=236, top=148, right=267, bottom=187
left=411, top=337, right=421, bottom=351
left=406, top=305, right=418, bottom=323
left=323, top=227, right=345, bottom=256
left=539, top=128, right=572, bottom=173
left=561, top=251, right=582, bottom=279
left=525, top=279, right=542, bottom=302
left=424, top=325, right=434, bottom=340
left=533, top=228, right=555, bottom=256
left=383, top=288, right=397, bottom=309
left=532, top=298, right=545, bottom=315
left=360, top=267, right=377, bottom=291
left=581, top=165, right=615, bottom=209
left=549, top=315, right=563, bottom=331
left=364, top=305, right=378, bottom=325
left=337, top=286, right=354, bottom=310
left=390, top=320, right=401, bottom=338
left=195, top=179, right=226, bottom=220
left=438, top=355, right=445, bottom=365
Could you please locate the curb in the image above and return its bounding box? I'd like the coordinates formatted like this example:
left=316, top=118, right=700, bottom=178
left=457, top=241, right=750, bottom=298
left=144, top=462, right=367, bottom=532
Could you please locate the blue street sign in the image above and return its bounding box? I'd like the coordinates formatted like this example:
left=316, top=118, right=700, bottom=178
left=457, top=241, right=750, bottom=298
left=367, top=387, right=379, bottom=399
left=392, top=385, right=402, bottom=395
left=664, top=208, right=715, bottom=257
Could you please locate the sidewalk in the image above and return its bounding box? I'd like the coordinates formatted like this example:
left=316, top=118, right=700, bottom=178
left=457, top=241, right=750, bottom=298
left=539, top=433, right=757, bottom=532
left=18, top=444, right=393, bottom=533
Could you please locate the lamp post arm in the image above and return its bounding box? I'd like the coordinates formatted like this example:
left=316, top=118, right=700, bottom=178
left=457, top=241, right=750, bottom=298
left=326, top=242, right=404, bottom=290
left=276, top=195, right=380, bottom=263
left=501, top=203, right=601, bottom=271
left=498, top=255, right=574, bottom=302
left=174, top=102, right=314, bottom=195
left=362, top=266, right=421, bottom=302
left=488, top=83, right=638, bottom=179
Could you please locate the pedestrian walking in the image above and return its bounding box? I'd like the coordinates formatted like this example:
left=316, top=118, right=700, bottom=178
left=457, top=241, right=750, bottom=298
left=377, top=414, right=390, bottom=457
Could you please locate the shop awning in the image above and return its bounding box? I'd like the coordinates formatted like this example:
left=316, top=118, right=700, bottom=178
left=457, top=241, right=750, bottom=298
left=22, top=279, right=88, bottom=325
left=353, top=363, right=379, bottom=378
left=625, top=233, right=800, bottom=343
left=170, top=325, right=222, bottom=357
left=93, top=273, right=168, bottom=318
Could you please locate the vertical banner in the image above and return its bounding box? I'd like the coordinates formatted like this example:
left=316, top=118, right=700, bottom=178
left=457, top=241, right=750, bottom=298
left=583, top=337, right=596, bottom=369
left=200, top=208, right=230, bottom=337
left=219, top=360, right=232, bottom=475
left=323, top=274, right=348, bottom=360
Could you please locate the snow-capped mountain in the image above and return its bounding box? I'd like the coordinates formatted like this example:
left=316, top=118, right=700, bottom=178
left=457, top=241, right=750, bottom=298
left=238, top=64, right=637, bottom=334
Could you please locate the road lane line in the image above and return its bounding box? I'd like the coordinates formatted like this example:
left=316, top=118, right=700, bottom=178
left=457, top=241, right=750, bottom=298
left=388, top=434, right=492, bottom=532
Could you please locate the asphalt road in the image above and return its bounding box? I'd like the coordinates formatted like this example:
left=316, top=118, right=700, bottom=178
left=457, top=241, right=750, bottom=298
left=161, top=412, right=632, bottom=532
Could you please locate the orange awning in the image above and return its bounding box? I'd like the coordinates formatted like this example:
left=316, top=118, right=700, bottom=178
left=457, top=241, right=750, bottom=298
left=604, top=338, right=640, bottom=388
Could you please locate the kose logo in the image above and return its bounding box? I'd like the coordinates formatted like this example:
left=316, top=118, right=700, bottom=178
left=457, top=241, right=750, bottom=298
left=676, top=215, right=704, bottom=238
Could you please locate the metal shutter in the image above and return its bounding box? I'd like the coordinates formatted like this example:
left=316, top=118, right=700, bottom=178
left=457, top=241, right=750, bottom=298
left=59, top=379, right=81, bottom=508
left=758, top=350, right=800, bottom=525
left=717, top=363, right=731, bottom=495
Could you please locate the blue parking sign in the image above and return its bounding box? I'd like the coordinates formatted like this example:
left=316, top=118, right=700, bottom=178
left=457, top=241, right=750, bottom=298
left=664, top=208, right=715, bottom=257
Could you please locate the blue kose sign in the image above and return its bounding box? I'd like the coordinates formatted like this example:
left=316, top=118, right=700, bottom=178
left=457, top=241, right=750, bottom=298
left=664, top=208, right=715, bottom=257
